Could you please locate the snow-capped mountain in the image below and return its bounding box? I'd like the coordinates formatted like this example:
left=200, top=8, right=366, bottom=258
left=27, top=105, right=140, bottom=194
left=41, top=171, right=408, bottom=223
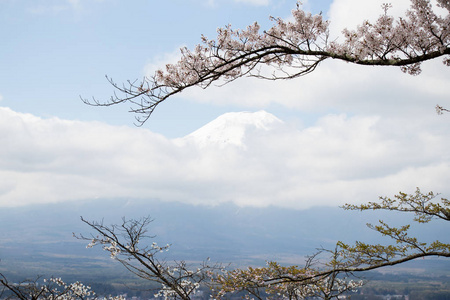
left=181, top=110, right=284, bottom=148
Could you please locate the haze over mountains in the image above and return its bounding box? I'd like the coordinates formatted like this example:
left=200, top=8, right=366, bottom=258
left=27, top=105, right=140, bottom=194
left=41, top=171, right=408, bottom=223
left=1, top=197, right=448, bottom=282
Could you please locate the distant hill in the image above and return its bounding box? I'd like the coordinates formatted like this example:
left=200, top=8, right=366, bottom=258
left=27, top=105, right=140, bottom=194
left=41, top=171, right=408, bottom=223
left=0, top=198, right=448, bottom=283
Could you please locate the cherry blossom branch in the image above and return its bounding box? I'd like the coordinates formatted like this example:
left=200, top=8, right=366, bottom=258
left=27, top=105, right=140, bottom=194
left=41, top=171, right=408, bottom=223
left=82, top=0, right=449, bottom=125
left=75, top=217, right=223, bottom=300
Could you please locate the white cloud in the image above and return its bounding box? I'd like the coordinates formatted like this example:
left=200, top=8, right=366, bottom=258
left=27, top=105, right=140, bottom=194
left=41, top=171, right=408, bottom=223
left=1, top=107, right=449, bottom=209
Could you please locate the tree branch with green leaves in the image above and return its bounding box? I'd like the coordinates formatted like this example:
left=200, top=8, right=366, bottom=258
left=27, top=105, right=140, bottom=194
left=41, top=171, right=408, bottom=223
left=211, top=188, right=449, bottom=300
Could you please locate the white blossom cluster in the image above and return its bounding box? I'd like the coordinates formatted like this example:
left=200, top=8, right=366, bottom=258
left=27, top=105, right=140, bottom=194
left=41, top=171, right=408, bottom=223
left=103, top=240, right=122, bottom=259
left=42, top=277, right=94, bottom=299
left=40, top=277, right=125, bottom=300
left=151, top=242, right=171, bottom=253
left=85, top=236, right=170, bottom=260
left=154, top=280, right=200, bottom=300
left=86, top=237, right=122, bottom=259
left=327, top=0, right=449, bottom=74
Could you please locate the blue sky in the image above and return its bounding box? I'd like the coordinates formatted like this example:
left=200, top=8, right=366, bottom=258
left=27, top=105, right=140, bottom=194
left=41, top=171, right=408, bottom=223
left=1, top=0, right=450, bottom=208
left=0, top=0, right=332, bottom=136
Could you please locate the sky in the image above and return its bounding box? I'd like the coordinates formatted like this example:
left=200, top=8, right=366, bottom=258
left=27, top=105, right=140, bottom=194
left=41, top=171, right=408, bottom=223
left=1, top=0, right=449, bottom=209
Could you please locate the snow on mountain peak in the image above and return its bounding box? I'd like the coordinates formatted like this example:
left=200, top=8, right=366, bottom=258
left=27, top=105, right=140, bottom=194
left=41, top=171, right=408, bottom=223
left=182, top=110, right=283, bottom=148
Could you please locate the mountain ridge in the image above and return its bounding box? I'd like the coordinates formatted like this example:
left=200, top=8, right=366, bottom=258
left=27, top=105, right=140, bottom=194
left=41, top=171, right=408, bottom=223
left=1, top=198, right=448, bottom=271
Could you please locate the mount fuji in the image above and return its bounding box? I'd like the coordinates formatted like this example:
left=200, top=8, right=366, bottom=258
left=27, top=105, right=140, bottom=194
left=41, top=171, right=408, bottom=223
left=181, top=110, right=284, bottom=148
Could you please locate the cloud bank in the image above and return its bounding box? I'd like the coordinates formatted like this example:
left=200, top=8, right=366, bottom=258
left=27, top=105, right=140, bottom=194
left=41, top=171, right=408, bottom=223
left=1, top=107, right=449, bottom=209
